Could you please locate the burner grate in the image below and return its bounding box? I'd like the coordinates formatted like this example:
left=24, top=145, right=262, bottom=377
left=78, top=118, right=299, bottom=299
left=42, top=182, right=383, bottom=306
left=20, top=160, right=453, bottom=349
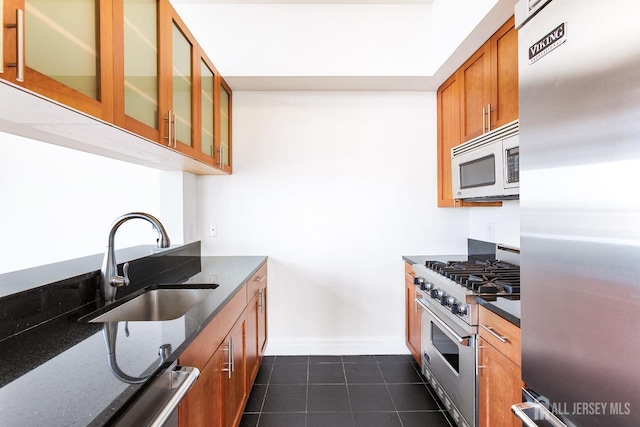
left=423, top=259, right=520, bottom=293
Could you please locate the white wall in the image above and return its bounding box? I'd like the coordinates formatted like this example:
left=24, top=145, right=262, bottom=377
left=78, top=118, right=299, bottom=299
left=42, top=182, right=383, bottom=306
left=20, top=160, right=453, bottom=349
left=198, top=91, right=469, bottom=354
left=0, top=132, right=170, bottom=274
left=467, top=200, right=520, bottom=247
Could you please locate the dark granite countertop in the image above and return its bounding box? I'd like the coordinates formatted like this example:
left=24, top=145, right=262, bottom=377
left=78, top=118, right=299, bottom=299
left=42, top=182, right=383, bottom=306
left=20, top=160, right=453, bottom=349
left=402, top=254, right=468, bottom=266
left=0, top=251, right=267, bottom=426
left=476, top=296, right=521, bottom=327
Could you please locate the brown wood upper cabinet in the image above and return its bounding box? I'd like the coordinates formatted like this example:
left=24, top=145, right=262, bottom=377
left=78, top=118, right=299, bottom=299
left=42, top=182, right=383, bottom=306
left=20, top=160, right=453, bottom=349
left=460, top=17, right=518, bottom=141
left=2, top=0, right=115, bottom=121
left=3, top=0, right=231, bottom=173
left=113, top=0, right=205, bottom=163
left=437, top=17, right=518, bottom=207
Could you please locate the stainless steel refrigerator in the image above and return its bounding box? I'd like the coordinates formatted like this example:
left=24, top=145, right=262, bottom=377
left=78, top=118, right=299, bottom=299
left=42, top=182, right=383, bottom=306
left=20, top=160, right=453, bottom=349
left=514, top=0, right=640, bottom=426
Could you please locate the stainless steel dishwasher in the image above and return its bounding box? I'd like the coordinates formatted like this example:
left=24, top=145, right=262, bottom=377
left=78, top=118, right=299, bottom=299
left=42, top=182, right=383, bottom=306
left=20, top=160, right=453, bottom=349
left=113, top=362, right=199, bottom=427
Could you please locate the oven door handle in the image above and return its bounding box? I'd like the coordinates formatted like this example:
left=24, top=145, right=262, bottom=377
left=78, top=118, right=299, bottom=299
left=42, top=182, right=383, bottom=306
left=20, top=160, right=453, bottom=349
left=416, top=298, right=471, bottom=346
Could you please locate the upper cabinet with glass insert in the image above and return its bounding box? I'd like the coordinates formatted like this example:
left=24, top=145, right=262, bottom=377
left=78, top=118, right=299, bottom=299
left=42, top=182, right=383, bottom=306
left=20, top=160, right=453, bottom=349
left=1, top=0, right=114, bottom=120
left=113, top=0, right=160, bottom=141
left=197, top=54, right=215, bottom=163
left=113, top=0, right=197, bottom=160
left=2, top=0, right=231, bottom=174
left=218, top=76, right=232, bottom=173
left=160, top=8, right=197, bottom=158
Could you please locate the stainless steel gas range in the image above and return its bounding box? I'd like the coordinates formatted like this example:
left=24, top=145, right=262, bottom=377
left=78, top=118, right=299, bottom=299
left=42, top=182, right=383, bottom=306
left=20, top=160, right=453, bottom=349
left=412, top=245, right=520, bottom=427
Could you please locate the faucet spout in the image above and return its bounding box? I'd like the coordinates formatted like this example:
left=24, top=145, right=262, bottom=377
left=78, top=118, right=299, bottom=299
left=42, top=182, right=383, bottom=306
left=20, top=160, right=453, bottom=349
left=100, top=212, right=171, bottom=302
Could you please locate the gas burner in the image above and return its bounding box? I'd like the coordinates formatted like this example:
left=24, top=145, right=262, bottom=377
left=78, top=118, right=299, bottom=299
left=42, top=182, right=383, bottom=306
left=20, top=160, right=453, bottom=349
left=422, top=259, right=520, bottom=293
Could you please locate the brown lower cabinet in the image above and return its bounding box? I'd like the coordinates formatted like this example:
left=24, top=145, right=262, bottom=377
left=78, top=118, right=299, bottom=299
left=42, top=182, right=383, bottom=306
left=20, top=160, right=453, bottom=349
left=404, top=262, right=421, bottom=364
left=178, top=262, right=268, bottom=427
left=478, top=306, right=523, bottom=427
left=220, top=317, right=247, bottom=427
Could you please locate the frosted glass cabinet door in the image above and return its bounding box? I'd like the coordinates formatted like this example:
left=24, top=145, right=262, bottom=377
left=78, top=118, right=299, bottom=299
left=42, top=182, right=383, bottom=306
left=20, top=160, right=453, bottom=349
left=172, top=22, right=192, bottom=148
left=200, top=60, right=215, bottom=159
left=2, top=0, right=114, bottom=120
left=219, top=80, right=232, bottom=171
left=123, top=0, right=158, bottom=130
left=26, top=0, right=98, bottom=98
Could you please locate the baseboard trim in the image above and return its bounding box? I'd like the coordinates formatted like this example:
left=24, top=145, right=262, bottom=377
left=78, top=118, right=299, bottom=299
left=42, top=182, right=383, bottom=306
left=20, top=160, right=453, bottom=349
left=264, top=336, right=410, bottom=356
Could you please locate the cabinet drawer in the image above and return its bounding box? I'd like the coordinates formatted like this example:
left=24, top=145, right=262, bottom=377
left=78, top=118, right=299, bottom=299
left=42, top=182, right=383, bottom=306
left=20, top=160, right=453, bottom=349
left=247, top=263, right=268, bottom=300
left=404, top=262, right=416, bottom=284
left=478, top=306, right=521, bottom=366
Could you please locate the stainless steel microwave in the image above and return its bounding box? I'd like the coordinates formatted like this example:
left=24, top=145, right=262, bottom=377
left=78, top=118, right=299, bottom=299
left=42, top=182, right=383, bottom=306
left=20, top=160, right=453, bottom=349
left=451, top=120, right=519, bottom=201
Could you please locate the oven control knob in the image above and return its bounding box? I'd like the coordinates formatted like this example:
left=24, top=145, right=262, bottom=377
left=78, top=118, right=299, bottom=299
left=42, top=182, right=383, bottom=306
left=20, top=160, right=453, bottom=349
left=440, top=292, right=449, bottom=306
left=430, top=289, right=440, bottom=299
left=446, top=296, right=456, bottom=306
left=414, top=276, right=425, bottom=286
left=452, top=303, right=467, bottom=316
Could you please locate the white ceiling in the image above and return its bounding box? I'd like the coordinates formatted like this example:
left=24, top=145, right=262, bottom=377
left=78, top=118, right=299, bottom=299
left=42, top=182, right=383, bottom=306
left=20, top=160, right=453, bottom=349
left=172, top=0, right=434, bottom=4
left=172, top=0, right=516, bottom=90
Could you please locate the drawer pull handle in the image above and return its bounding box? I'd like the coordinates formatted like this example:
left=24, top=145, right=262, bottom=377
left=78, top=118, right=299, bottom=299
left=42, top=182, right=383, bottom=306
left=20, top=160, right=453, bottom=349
left=480, top=324, right=508, bottom=343
left=255, top=275, right=266, bottom=283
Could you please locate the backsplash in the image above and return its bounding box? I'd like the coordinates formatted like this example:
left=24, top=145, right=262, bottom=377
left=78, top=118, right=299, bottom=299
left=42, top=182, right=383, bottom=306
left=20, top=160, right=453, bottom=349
left=0, top=242, right=202, bottom=342
left=468, top=200, right=520, bottom=248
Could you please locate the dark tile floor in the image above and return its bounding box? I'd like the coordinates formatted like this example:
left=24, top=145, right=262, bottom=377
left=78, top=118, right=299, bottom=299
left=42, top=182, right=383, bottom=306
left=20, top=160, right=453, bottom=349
left=240, top=355, right=454, bottom=427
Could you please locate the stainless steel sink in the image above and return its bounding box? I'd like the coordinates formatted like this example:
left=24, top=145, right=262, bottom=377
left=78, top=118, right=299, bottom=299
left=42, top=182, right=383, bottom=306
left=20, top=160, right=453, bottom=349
left=83, top=285, right=218, bottom=322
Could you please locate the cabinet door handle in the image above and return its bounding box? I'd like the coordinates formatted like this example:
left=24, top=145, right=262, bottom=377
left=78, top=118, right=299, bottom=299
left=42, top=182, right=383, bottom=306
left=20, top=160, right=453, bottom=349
left=219, top=144, right=224, bottom=168
left=222, top=338, right=233, bottom=378
left=480, top=323, right=508, bottom=343
left=164, top=110, right=172, bottom=145
left=230, top=337, right=235, bottom=373
left=172, top=112, right=177, bottom=147
left=482, top=106, right=486, bottom=133
left=258, top=289, right=264, bottom=313
left=487, top=103, right=492, bottom=132
left=6, top=8, right=25, bottom=81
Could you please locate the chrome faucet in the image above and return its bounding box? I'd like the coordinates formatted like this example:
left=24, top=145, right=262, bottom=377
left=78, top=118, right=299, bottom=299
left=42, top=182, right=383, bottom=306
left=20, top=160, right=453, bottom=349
left=100, top=212, right=170, bottom=302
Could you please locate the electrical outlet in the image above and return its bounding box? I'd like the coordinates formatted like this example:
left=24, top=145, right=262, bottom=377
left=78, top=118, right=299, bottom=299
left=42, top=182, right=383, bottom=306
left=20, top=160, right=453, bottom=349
left=209, top=274, right=219, bottom=284
left=209, top=223, right=218, bottom=237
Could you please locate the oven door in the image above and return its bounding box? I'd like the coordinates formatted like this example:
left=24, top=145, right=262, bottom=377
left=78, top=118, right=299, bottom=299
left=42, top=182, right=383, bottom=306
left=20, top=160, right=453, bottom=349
left=418, top=298, right=476, bottom=427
